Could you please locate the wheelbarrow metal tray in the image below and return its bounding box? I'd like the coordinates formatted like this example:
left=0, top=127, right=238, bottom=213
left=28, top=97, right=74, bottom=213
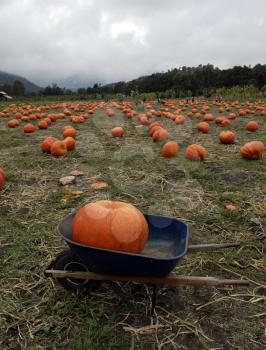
left=58, top=213, right=189, bottom=277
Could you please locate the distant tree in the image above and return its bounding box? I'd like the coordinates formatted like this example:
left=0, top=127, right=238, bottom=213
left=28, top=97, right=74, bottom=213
left=77, top=88, right=86, bottom=95
left=43, top=84, right=64, bottom=96
left=12, top=80, right=25, bottom=96
left=2, top=84, right=13, bottom=95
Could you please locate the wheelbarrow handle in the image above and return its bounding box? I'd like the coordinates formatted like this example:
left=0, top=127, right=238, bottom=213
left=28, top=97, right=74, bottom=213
left=44, top=269, right=249, bottom=286
left=187, top=242, right=240, bottom=252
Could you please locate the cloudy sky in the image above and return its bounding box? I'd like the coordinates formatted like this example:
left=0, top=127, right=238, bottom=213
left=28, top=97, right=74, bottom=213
left=0, top=0, right=265, bottom=88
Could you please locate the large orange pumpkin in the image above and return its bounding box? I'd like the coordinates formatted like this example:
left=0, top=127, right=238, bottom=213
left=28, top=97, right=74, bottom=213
left=185, top=144, right=207, bottom=161
left=72, top=200, right=149, bottom=253
left=240, top=141, right=264, bottom=160
left=162, top=141, right=179, bottom=157
left=219, top=131, right=236, bottom=144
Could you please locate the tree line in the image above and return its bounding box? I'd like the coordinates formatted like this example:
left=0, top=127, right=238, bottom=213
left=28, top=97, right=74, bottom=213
left=1, top=64, right=266, bottom=98
left=98, top=64, right=266, bottom=97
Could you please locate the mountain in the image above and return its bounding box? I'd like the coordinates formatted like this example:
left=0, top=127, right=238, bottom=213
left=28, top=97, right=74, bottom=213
left=0, top=71, right=42, bottom=93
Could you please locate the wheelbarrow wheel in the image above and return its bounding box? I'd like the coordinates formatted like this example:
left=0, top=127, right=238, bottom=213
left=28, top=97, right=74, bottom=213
left=52, top=250, right=101, bottom=293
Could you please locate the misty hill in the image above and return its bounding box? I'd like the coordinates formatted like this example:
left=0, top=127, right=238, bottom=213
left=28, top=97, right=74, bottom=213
left=0, top=71, right=41, bottom=93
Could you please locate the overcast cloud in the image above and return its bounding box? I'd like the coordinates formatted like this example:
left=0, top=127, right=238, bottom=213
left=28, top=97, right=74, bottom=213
left=0, top=0, right=265, bottom=88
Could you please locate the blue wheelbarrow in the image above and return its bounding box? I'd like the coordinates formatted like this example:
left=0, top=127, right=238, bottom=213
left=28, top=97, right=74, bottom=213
left=45, top=213, right=249, bottom=310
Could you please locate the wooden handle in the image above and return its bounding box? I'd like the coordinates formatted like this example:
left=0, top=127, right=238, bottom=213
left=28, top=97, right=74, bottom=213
left=45, top=270, right=249, bottom=287
left=188, top=242, right=240, bottom=252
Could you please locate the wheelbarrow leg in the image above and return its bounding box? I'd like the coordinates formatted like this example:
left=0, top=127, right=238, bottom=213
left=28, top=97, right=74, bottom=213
left=151, top=285, right=158, bottom=315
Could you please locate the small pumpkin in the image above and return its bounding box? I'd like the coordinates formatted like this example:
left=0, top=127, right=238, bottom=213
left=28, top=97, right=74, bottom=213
left=72, top=200, right=149, bottom=253
left=175, top=115, right=185, bottom=124
left=0, top=168, right=6, bottom=191
left=245, top=121, right=259, bottom=132
left=219, top=131, right=236, bottom=144
left=152, top=128, right=169, bottom=142
left=7, top=119, right=20, bottom=128
left=50, top=140, right=68, bottom=157
left=64, top=136, right=76, bottom=151
left=139, top=116, right=150, bottom=125
left=240, top=141, right=264, bottom=160
left=38, top=120, right=48, bottom=129
left=112, top=127, right=125, bottom=137
left=41, top=136, right=58, bottom=153
left=194, top=112, right=201, bottom=119
left=204, top=113, right=214, bottom=121
left=185, top=144, right=207, bottom=161
left=23, top=124, right=35, bottom=133
left=221, top=119, right=231, bottom=127
left=228, top=113, right=237, bottom=120
left=196, top=122, right=209, bottom=133
left=63, top=127, right=77, bottom=139
left=162, top=141, right=179, bottom=157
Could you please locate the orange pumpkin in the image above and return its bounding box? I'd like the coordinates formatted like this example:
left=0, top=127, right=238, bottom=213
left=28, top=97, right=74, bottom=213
left=150, top=125, right=162, bottom=136
left=23, top=124, right=35, bottom=133
left=152, top=128, right=169, bottom=142
left=44, top=117, right=52, bottom=125
left=64, top=136, right=76, bottom=151
left=219, top=131, right=236, bottom=144
left=62, top=125, right=73, bottom=132
left=0, top=168, right=6, bottom=179
left=240, top=141, right=264, bottom=160
left=50, top=140, right=68, bottom=157
left=245, top=121, right=259, bottom=132
left=0, top=168, right=6, bottom=191
left=196, top=122, right=209, bottom=133
left=215, top=116, right=225, bottom=125
left=175, top=115, right=185, bottom=124
left=185, top=144, right=207, bottom=161
left=112, top=127, right=124, bottom=137
left=204, top=113, right=214, bottom=121
left=63, top=127, right=77, bottom=139
left=41, top=136, right=58, bottom=153
left=239, top=110, right=246, bottom=117
left=228, top=113, right=237, bottom=120
left=7, top=119, right=19, bottom=128
left=149, top=122, right=162, bottom=136
left=72, top=200, right=149, bottom=253
left=162, top=141, right=179, bottom=157
left=38, top=120, right=48, bottom=129
left=139, top=116, right=150, bottom=125
left=221, top=119, right=231, bottom=127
